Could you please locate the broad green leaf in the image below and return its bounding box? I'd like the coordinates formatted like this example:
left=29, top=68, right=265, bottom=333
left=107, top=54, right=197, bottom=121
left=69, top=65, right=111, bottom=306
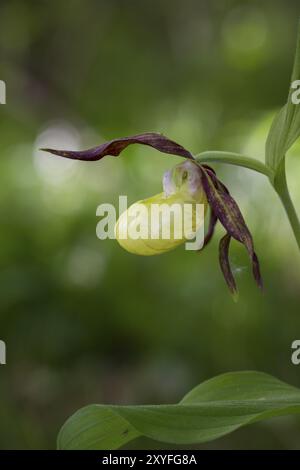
left=266, top=20, right=300, bottom=172
left=58, top=371, right=300, bottom=450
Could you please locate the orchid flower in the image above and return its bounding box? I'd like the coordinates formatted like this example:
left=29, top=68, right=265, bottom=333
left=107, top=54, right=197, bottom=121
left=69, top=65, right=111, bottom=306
left=42, top=133, right=263, bottom=299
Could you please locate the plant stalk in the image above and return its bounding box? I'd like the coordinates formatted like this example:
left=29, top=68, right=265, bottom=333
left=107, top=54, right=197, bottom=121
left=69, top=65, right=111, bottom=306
left=195, top=151, right=273, bottom=178
left=273, top=159, right=300, bottom=250
left=196, top=150, right=300, bottom=250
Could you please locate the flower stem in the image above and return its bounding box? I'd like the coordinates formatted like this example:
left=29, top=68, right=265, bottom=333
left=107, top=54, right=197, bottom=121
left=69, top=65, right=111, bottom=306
left=195, top=151, right=273, bottom=178
left=273, top=159, right=300, bottom=250
left=196, top=150, right=300, bottom=250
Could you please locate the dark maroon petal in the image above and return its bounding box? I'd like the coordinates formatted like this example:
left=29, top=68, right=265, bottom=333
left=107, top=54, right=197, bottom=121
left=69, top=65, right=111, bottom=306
left=205, top=168, right=230, bottom=194
left=219, top=234, right=238, bottom=300
left=41, top=132, right=194, bottom=161
left=249, top=251, right=263, bottom=291
left=201, top=208, right=218, bottom=249
left=200, top=167, right=263, bottom=291
left=201, top=164, right=216, bottom=175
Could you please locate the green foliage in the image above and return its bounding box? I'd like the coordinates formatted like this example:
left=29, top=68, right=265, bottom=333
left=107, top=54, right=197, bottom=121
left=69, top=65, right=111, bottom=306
left=266, top=20, right=300, bottom=173
left=58, top=371, right=300, bottom=449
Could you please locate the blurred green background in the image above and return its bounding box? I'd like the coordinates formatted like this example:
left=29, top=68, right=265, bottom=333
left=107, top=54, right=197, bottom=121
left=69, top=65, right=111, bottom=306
left=1, top=0, right=300, bottom=450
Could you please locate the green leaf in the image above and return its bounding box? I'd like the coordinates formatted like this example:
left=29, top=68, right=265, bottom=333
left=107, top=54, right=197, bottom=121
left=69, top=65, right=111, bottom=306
left=266, top=19, right=300, bottom=173
left=58, top=371, right=300, bottom=450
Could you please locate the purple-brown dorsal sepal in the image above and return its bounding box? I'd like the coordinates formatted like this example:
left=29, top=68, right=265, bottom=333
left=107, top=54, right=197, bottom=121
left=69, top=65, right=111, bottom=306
left=41, top=133, right=194, bottom=162
left=200, top=166, right=263, bottom=291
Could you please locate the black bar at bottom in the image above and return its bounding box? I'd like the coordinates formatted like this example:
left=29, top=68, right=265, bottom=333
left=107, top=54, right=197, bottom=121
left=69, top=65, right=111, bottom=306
left=0, top=449, right=296, bottom=466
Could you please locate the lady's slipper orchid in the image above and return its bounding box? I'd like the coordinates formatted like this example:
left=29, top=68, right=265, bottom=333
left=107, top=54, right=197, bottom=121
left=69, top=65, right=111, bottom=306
left=43, top=132, right=263, bottom=298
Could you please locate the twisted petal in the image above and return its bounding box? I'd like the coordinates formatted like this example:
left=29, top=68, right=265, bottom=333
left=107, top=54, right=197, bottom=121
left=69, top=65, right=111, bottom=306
left=42, top=133, right=193, bottom=161
left=219, top=234, right=238, bottom=301
left=200, top=167, right=263, bottom=291
left=202, top=208, right=218, bottom=249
